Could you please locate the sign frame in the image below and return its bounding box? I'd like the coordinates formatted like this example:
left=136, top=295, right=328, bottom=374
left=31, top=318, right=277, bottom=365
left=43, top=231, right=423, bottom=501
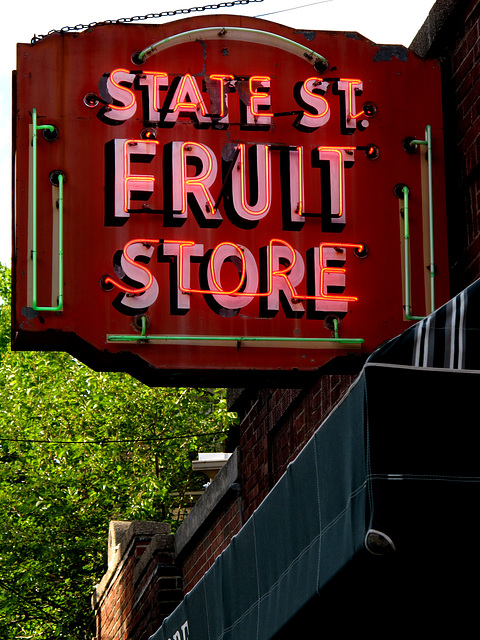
left=12, top=15, right=450, bottom=386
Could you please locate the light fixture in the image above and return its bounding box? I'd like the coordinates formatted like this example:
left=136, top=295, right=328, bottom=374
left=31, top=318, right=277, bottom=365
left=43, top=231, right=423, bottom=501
left=365, top=529, right=396, bottom=555
left=363, top=101, right=377, bottom=117
left=83, top=92, right=100, bottom=108
left=365, top=144, right=379, bottom=160
left=140, top=128, right=157, bottom=140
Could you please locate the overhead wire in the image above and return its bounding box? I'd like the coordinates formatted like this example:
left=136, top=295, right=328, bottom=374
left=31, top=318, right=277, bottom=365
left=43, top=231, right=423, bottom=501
left=0, top=431, right=228, bottom=446
left=255, top=0, right=335, bottom=18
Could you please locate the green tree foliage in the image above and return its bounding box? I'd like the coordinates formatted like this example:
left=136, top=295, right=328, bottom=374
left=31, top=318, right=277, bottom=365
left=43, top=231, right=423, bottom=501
left=0, top=264, right=237, bottom=639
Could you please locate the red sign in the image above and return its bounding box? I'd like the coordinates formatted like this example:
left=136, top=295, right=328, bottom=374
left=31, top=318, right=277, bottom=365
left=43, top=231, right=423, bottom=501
left=12, top=16, right=450, bottom=385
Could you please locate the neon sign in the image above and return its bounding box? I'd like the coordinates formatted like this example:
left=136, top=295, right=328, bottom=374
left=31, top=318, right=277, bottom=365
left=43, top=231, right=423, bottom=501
left=102, top=237, right=363, bottom=316
left=12, top=16, right=450, bottom=384
left=98, top=69, right=368, bottom=133
left=101, top=68, right=367, bottom=317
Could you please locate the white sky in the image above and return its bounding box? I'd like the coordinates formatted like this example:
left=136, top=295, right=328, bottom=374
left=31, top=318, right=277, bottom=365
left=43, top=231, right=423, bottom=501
left=1, top=0, right=437, bottom=264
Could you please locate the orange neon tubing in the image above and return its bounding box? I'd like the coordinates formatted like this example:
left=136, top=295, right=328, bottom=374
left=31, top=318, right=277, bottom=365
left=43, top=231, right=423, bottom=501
left=165, top=240, right=248, bottom=296
left=173, top=74, right=207, bottom=115
left=108, top=68, right=136, bottom=112
left=303, top=77, right=329, bottom=119
left=165, top=240, right=207, bottom=295
left=271, top=242, right=363, bottom=303
left=210, top=242, right=247, bottom=295
left=294, top=146, right=304, bottom=217
left=316, top=146, right=355, bottom=219
left=266, top=238, right=297, bottom=298
left=103, top=238, right=159, bottom=295
left=180, top=142, right=217, bottom=215
left=237, top=144, right=271, bottom=216
left=167, top=238, right=362, bottom=302
left=167, top=239, right=283, bottom=298
left=205, top=238, right=298, bottom=299
left=154, top=240, right=363, bottom=303
left=203, top=238, right=298, bottom=299
left=339, top=78, right=365, bottom=120
left=123, top=139, right=159, bottom=213
left=143, top=71, right=168, bottom=112
left=317, top=242, right=363, bottom=302
left=249, top=76, right=274, bottom=117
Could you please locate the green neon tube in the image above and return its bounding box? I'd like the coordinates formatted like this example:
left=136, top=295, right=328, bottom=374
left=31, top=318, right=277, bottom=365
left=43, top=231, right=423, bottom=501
left=31, top=108, right=63, bottom=312
left=109, top=293, right=363, bottom=345
left=106, top=334, right=364, bottom=345
left=426, top=125, right=435, bottom=312
left=402, top=186, right=423, bottom=321
left=136, top=27, right=328, bottom=71
left=410, top=125, right=435, bottom=312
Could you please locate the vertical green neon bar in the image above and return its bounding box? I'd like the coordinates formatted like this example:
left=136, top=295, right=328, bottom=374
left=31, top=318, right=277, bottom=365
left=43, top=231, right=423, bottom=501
left=31, top=108, right=63, bottom=312
left=408, top=125, right=435, bottom=315
left=402, top=185, right=424, bottom=322
left=425, top=125, right=435, bottom=312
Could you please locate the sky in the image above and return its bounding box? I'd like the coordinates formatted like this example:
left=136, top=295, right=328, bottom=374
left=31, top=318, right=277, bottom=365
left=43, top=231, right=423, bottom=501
left=1, top=0, right=437, bottom=264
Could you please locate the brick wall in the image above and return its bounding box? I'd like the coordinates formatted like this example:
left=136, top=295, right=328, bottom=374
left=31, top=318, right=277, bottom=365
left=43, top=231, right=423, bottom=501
left=179, top=375, right=356, bottom=593
left=412, top=0, right=480, bottom=291
left=93, top=522, right=183, bottom=640
left=181, top=496, right=242, bottom=592
left=233, top=375, right=357, bottom=523
left=173, top=449, right=243, bottom=594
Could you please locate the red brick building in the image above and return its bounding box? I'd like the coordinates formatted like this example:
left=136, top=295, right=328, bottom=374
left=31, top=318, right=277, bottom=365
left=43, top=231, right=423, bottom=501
left=92, top=1, right=480, bottom=637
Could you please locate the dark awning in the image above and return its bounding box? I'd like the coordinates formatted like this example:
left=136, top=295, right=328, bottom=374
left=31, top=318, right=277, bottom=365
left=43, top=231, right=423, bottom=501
left=367, top=277, right=480, bottom=370
left=150, top=375, right=367, bottom=640
left=150, top=281, right=480, bottom=640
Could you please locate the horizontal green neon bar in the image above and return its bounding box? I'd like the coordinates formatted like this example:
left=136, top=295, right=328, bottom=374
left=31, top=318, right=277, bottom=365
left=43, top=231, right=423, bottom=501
left=106, top=334, right=364, bottom=347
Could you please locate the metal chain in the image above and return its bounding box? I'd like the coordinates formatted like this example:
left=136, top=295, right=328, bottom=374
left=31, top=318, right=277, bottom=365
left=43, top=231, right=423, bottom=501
left=31, top=0, right=265, bottom=43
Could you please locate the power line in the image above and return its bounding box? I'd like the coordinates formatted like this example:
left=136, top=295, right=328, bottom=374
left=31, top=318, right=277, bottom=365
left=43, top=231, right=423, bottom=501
left=0, top=431, right=227, bottom=446
left=256, top=0, right=334, bottom=18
